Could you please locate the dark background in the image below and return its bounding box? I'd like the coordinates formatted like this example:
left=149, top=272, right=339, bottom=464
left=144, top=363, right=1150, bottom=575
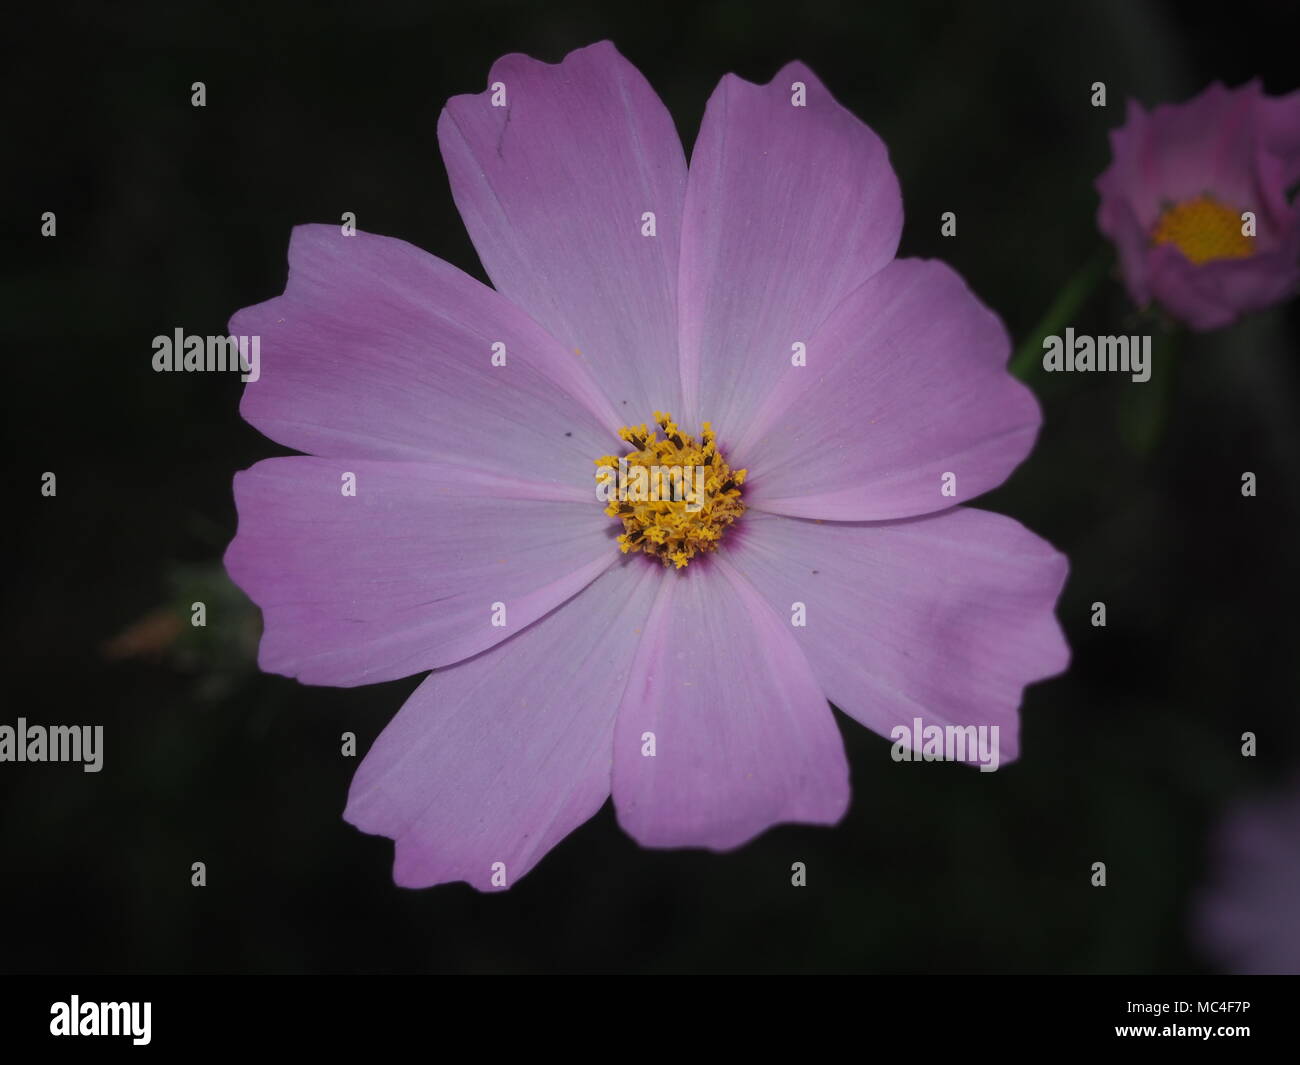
left=5, top=0, right=1299, bottom=973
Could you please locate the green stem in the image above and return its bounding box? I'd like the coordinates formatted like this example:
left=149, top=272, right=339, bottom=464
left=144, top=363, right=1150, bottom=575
left=1118, top=327, right=1182, bottom=456
left=1009, top=249, right=1111, bottom=382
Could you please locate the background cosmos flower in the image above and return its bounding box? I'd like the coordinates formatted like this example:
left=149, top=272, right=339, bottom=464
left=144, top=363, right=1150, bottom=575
left=224, top=41, right=1069, bottom=891
left=1194, top=775, right=1300, bottom=974
left=1096, top=80, right=1300, bottom=331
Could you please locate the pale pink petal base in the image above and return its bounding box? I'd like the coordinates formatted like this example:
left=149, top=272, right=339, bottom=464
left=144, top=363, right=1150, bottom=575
left=225, top=458, right=614, bottom=686
left=439, top=41, right=688, bottom=417
left=730, top=508, right=1070, bottom=764
left=345, top=559, right=661, bottom=890
left=612, top=558, right=850, bottom=850
left=234, top=225, right=621, bottom=483
left=678, top=61, right=902, bottom=433
left=738, top=259, right=1040, bottom=521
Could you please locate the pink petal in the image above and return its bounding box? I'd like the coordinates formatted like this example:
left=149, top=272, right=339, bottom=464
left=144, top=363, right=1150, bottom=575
left=1147, top=237, right=1300, bottom=332
left=729, top=508, right=1069, bottom=765
left=1194, top=776, right=1300, bottom=974
left=345, top=558, right=661, bottom=890
left=612, top=558, right=849, bottom=850
left=232, top=225, right=621, bottom=480
left=1100, top=84, right=1262, bottom=231
left=1096, top=185, right=1157, bottom=310
left=678, top=61, right=902, bottom=432
left=439, top=41, right=687, bottom=417
left=224, top=457, right=615, bottom=685
left=1259, top=86, right=1300, bottom=187
left=738, top=259, right=1040, bottom=521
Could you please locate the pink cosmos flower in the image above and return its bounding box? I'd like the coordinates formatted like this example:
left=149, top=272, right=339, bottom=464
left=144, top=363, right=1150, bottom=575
left=1096, top=80, right=1300, bottom=331
left=224, top=42, right=1069, bottom=890
left=1195, top=777, right=1300, bottom=974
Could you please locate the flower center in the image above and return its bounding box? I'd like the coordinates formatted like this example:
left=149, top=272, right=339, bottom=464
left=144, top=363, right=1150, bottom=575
left=1151, top=194, right=1254, bottom=265
left=594, top=412, right=746, bottom=569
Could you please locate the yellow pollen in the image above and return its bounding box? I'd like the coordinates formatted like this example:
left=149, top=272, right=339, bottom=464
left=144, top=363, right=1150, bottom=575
left=1151, top=194, right=1254, bottom=265
left=594, top=412, right=746, bottom=569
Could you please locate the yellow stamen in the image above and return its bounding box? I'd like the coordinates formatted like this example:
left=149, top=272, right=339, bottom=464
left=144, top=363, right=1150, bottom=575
left=1151, top=194, right=1254, bottom=265
left=594, top=412, right=746, bottom=569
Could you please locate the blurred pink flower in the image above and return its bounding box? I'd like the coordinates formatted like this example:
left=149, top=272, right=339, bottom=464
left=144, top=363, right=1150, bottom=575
left=1096, top=80, right=1300, bottom=330
left=1195, top=776, right=1300, bottom=974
